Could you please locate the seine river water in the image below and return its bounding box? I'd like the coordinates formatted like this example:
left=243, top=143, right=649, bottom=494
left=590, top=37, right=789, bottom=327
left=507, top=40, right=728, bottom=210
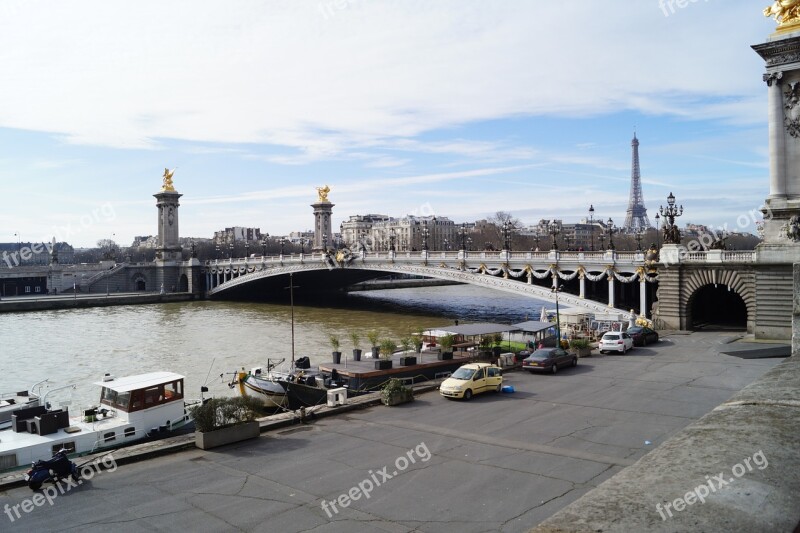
left=0, top=285, right=550, bottom=409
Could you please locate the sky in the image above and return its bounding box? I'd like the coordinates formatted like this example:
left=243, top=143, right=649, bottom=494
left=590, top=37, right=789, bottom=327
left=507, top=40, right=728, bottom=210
left=0, top=1, right=780, bottom=247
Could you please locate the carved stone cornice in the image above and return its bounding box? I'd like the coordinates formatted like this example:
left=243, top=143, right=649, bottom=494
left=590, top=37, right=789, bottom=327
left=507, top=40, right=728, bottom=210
left=753, top=37, right=800, bottom=68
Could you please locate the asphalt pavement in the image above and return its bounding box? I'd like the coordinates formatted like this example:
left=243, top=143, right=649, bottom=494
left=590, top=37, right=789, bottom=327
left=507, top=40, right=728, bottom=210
left=0, top=332, right=784, bottom=532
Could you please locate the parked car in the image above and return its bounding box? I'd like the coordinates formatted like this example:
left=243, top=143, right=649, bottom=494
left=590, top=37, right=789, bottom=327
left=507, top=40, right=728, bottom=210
left=626, top=326, right=659, bottom=346
left=439, top=363, right=503, bottom=400
left=599, top=332, right=634, bottom=354
left=521, top=348, right=577, bottom=374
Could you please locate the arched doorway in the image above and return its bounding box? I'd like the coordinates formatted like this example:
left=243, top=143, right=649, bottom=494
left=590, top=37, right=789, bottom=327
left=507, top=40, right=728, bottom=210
left=178, top=274, right=188, bottom=292
left=689, top=284, right=747, bottom=330
left=132, top=274, right=146, bottom=291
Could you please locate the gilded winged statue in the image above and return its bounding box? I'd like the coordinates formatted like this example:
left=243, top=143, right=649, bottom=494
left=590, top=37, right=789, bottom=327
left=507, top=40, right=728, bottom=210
left=765, top=0, right=800, bottom=26
left=161, top=168, right=176, bottom=192
left=316, top=184, right=331, bottom=203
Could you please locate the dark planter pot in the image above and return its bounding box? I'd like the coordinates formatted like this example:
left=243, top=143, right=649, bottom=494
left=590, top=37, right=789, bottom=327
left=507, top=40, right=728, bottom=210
left=438, top=351, right=453, bottom=360
left=374, top=359, right=393, bottom=370
left=195, top=421, right=260, bottom=450
left=352, top=349, right=362, bottom=361
left=332, top=351, right=342, bottom=364
left=371, top=347, right=380, bottom=358
left=399, top=356, right=417, bottom=366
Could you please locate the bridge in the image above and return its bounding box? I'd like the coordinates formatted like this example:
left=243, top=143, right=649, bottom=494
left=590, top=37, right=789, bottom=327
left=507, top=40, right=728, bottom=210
left=204, top=248, right=666, bottom=319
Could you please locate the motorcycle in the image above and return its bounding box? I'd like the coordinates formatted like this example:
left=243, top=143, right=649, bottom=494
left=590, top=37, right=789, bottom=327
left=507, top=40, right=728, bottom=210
left=24, top=448, right=79, bottom=490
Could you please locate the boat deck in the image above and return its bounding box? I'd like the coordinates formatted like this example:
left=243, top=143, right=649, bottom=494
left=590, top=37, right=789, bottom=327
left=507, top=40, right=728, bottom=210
left=318, top=351, right=473, bottom=385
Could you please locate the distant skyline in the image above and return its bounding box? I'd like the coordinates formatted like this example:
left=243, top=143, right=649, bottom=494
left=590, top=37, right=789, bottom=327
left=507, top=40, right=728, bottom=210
left=0, top=1, right=777, bottom=247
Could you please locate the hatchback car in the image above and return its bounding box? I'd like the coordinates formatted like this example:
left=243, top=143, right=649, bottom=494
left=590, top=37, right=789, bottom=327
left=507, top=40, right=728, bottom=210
left=439, top=363, right=503, bottom=400
left=599, top=332, right=634, bottom=354
left=626, top=326, right=659, bottom=346
left=521, top=348, right=577, bottom=374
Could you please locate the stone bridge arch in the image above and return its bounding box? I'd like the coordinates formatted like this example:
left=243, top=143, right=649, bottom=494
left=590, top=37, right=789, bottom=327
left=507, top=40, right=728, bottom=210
left=682, top=268, right=755, bottom=333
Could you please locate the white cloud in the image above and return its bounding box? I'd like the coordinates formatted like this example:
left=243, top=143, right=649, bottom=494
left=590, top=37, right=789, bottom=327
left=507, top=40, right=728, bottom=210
left=0, top=1, right=771, bottom=155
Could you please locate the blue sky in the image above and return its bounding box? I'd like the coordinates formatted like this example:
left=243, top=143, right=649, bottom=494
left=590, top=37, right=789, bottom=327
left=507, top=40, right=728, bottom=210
left=0, top=1, right=778, bottom=247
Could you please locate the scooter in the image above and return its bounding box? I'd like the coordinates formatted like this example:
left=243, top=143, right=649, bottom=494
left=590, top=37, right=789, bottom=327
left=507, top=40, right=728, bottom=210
left=24, top=448, right=79, bottom=490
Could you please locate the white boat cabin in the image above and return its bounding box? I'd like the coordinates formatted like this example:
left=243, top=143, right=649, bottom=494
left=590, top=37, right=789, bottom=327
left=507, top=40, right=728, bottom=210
left=0, top=372, right=190, bottom=471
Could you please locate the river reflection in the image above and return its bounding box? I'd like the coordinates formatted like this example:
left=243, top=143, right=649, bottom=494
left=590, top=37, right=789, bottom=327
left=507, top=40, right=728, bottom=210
left=0, top=285, right=549, bottom=408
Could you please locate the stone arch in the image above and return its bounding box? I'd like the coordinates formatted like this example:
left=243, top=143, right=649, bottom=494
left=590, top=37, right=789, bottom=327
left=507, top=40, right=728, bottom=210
left=682, top=269, right=754, bottom=332
left=178, top=274, right=189, bottom=292
left=132, top=273, right=147, bottom=291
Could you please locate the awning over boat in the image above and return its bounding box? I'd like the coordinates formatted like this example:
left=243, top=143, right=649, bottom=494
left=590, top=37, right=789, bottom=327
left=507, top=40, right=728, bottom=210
left=510, top=321, right=554, bottom=334
left=431, top=323, right=520, bottom=337
left=93, top=372, right=185, bottom=392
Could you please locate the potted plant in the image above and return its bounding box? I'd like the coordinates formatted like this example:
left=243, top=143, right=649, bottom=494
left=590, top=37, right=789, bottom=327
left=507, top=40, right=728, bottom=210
left=569, top=338, right=592, bottom=358
left=190, top=396, right=262, bottom=450
left=492, top=332, right=504, bottom=358
left=376, top=339, right=396, bottom=370
left=367, top=329, right=380, bottom=358
left=398, top=336, right=416, bottom=366
left=349, top=331, right=362, bottom=362
left=478, top=335, right=492, bottom=358
left=329, top=333, right=342, bottom=364
left=380, top=378, right=414, bottom=406
left=411, top=332, right=424, bottom=354
left=438, top=334, right=454, bottom=360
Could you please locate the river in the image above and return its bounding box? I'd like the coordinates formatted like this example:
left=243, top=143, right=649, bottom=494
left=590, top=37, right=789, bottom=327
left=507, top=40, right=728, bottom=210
left=0, top=285, right=551, bottom=409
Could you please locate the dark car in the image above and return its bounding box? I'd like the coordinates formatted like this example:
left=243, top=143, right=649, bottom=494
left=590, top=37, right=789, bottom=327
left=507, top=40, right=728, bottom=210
left=626, top=326, right=659, bottom=346
left=522, top=348, right=577, bottom=375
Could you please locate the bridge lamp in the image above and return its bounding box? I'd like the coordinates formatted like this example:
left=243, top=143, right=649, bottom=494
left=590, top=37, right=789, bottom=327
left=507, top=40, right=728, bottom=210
left=244, top=240, right=250, bottom=257
left=549, top=222, right=560, bottom=250
left=654, top=212, right=661, bottom=248
left=588, top=205, right=595, bottom=251
left=229, top=241, right=234, bottom=259
left=552, top=286, right=563, bottom=345
left=421, top=228, right=429, bottom=251
left=322, top=233, right=328, bottom=251
left=389, top=229, right=396, bottom=251
left=279, top=237, right=286, bottom=255
left=606, top=218, right=616, bottom=251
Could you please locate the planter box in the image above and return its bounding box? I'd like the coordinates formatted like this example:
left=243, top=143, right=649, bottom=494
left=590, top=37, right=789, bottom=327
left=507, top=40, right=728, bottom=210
left=399, top=356, right=417, bottom=366
left=437, top=351, right=453, bottom=360
left=382, top=389, right=414, bottom=406
left=195, top=421, right=260, bottom=450
left=374, top=359, right=393, bottom=370
left=571, top=347, right=592, bottom=358
left=352, top=349, right=362, bottom=362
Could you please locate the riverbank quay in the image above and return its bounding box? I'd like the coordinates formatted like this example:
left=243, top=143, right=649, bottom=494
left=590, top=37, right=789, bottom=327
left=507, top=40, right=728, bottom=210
left=532, top=351, right=800, bottom=533
left=0, top=333, right=786, bottom=532
left=0, top=292, right=199, bottom=313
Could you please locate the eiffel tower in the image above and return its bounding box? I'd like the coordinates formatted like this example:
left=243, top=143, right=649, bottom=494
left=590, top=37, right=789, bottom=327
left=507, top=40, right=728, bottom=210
left=623, top=133, right=652, bottom=232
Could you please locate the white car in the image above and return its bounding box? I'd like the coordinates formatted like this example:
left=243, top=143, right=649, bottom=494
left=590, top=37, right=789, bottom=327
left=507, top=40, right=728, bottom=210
left=599, top=332, right=634, bottom=354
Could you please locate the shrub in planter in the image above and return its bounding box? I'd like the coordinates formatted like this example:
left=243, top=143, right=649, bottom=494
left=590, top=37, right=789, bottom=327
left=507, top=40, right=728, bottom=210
left=399, top=356, right=417, bottom=366
left=376, top=339, right=396, bottom=369
left=189, top=396, right=262, bottom=449
left=569, top=338, right=592, bottom=357
left=381, top=378, right=414, bottom=406
left=367, top=329, right=380, bottom=358
left=411, top=332, right=424, bottom=353
left=438, top=334, right=455, bottom=360
left=329, top=333, right=342, bottom=364
left=349, top=331, right=362, bottom=361
left=492, top=332, right=503, bottom=357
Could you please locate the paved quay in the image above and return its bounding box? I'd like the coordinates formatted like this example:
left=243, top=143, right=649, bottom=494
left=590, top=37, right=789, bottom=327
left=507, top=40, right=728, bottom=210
left=0, top=332, right=786, bottom=532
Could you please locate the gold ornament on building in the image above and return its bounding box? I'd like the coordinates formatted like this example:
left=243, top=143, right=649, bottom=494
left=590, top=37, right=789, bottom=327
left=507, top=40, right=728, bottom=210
left=316, top=185, right=331, bottom=203
left=161, top=168, right=176, bottom=192
left=764, top=0, right=800, bottom=29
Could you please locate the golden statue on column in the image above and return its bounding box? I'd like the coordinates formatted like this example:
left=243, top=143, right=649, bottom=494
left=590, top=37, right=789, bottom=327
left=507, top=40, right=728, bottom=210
left=316, top=184, right=331, bottom=203
left=765, top=0, right=800, bottom=28
left=161, top=168, right=176, bottom=192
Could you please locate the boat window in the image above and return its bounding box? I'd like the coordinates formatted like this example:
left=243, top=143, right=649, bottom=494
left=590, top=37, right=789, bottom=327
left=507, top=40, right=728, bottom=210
left=103, top=431, right=116, bottom=442
left=54, top=442, right=76, bottom=455
left=130, top=390, right=144, bottom=411
left=144, top=386, right=161, bottom=406
left=124, top=427, right=135, bottom=437
left=115, top=391, right=131, bottom=410
left=164, top=381, right=183, bottom=402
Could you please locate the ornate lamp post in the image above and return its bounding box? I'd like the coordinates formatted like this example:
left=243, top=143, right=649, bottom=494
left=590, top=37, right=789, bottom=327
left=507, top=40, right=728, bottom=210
left=564, top=234, right=573, bottom=251
left=549, top=222, right=560, bottom=250
left=421, top=227, right=430, bottom=251
left=634, top=230, right=643, bottom=251
left=467, top=237, right=473, bottom=251
left=244, top=240, right=250, bottom=258
left=322, top=233, right=328, bottom=251
left=606, top=217, right=616, bottom=251
left=228, top=241, right=234, bottom=259
left=654, top=212, right=661, bottom=248
left=459, top=223, right=468, bottom=251
left=553, top=286, right=562, bottom=345
left=389, top=229, right=396, bottom=251
left=659, top=192, right=684, bottom=245
left=588, top=204, right=595, bottom=251
left=533, top=233, right=541, bottom=252
left=215, top=244, right=220, bottom=260
left=501, top=221, right=512, bottom=251
left=279, top=237, right=286, bottom=255
left=598, top=232, right=606, bottom=250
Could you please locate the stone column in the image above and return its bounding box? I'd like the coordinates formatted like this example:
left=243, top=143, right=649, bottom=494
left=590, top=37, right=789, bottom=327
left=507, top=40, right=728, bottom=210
left=640, top=279, right=647, bottom=318
left=552, top=272, right=559, bottom=291
left=765, top=71, right=787, bottom=199
left=579, top=273, right=586, bottom=299
left=608, top=275, right=615, bottom=308
left=312, top=201, right=335, bottom=252
left=154, top=189, right=183, bottom=263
